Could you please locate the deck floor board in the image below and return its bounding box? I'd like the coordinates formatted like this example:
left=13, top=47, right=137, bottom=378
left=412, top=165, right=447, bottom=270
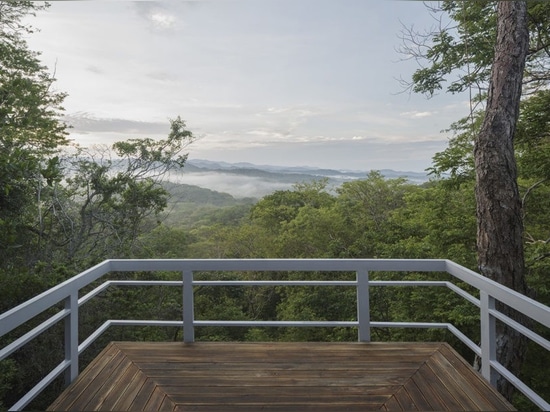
left=48, top=342, right=515, bottom=411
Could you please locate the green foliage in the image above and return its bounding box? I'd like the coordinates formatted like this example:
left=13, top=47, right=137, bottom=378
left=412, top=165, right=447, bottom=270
left=516, top=90, right=550, bottom=181
left=384, top=182, right=477, bottom=265
left=404, top=1, right=550, bottom=98
left=138, top=225, right=189, bottom=258
left=0, top=359, right=17, bottom=410
left=112, top=116, right=194, bottom=175
left=250, top=180, right=333, bottom=234
left=428, top=113, right=484, bottom=185
left=276, top=283, right=357, bottom=342
left=17, top=116, right=197, bottom=270
left=160, top=182, right=254, bottom=231
left=403, top=1, right=495, bottom=98
left=0, top=1, right=68, bottom=264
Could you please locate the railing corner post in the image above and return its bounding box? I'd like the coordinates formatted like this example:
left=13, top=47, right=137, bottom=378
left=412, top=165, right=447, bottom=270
left=183, top=270, right=195, bottom=343
left=480, top=290, right=497, bottom=386
left=356, top=269, right=371, bottom=342
left=64, top=292, right=79, bottom=385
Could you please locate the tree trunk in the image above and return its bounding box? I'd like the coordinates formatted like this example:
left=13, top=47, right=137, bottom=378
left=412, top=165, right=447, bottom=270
left=474, top=1, right=529, bottom=401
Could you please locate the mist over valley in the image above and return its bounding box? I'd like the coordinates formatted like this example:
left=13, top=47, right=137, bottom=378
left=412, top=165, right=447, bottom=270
left=168, top=159, right=430, bottom=199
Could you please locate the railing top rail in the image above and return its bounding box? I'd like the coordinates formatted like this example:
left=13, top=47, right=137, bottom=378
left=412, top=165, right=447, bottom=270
left=107, top=258, right=448, bottom=272
left=445, top=260, right=550, bottom=329
left=0, top=261, right=112, bottom=337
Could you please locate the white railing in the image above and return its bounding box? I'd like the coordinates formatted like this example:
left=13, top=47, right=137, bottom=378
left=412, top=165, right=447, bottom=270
left=1, top=259, right=549, bottom=411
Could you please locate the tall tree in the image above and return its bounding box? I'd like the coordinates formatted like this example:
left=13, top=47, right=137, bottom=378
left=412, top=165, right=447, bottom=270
left=474, top=2, right=529, bottom=398
left=475, top=2, right=528, bottom=294
left=400, top=0, right=538, bottom=399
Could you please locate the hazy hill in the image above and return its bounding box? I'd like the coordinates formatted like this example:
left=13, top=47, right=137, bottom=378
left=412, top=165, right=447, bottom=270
left=161, top=181, right=255, bottom=229
left=167, top=159, right=429, bottom=198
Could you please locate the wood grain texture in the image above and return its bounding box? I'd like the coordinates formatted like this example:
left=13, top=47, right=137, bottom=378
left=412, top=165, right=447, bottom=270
left=48, top=342, right=514, bottom=411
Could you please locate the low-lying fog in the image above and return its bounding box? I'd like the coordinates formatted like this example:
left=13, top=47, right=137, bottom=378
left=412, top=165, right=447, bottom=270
left=168, top=172, right=301, bottom=199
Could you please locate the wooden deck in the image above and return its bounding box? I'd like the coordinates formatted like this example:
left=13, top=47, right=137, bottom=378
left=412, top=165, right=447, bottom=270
left=49, top=341, right=514, bottom=411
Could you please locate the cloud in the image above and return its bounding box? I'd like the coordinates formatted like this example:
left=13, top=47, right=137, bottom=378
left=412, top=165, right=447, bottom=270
left=245, top=129, right=292, bottom=140
left=86, top=65, right=103, bottom=75
left=265, top=107, right=315, bottom=117
left=400, top=110, right=436, bottom=119
left=63, top=113, right=170, bottom=135
left=150, top=11, right=176, bottom=29
left=147, top=71, right=179, bottom=83
left=169, top=171, right=291, bottom=198
left=132, top=2, right=179, bottom=33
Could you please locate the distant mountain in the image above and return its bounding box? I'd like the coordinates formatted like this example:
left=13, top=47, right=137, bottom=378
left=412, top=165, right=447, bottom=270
left=167, top=159, right=430, bottom=199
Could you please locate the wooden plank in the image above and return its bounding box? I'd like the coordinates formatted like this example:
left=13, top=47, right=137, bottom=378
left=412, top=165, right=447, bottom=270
left=127, top=379, right=157, bottom=411
left=139, top=364, right=420, bottom=375
left=94, top=362, right=141, bottom=411
left=425, top=353, right=482, bottom=410
left=48, top=342, right=119, bottom=411
left=136, top=361, right=421, bottom=372
left=172, top=404, right=386, bottom=412
left=102, top=363, right=144, bottom=411
left=410, top=367, right=449, bottom=411
left=50, top=343, right=128, bottom=411
left=118, top=342, right=439, bottom=362
left=392, top=385, right=418, bottom=411
left=143, top=386, right=169, bottom=411
left=152, top=375, right=410, bottom=387
left=127, top=352, right=433, bottom=363
left=438, top=343, right=514, bottom=411
left=116, top=341, right=439, bottom=352
left=170, top=396, right=388, bottom=408
left=382, top=394, right=403, bottom=411
left=165, top=386, right=393, bottom=401
left=82, top=357, right=133, bottom=410
left=415, top=362, right=463, bottom=411
left=402, top=378, right=435, bottom=411
left=158, top=393, right=176, bottom=412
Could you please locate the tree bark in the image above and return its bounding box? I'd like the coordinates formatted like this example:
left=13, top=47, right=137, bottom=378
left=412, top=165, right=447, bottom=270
left=474, top=1, right=529, bottom=400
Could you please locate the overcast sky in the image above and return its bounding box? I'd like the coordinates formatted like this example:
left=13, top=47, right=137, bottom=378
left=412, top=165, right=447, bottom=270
left=24, top=0, right=468, bottom=172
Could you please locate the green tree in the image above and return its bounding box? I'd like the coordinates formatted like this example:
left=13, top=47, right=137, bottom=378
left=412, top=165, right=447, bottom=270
left=250, top=180, right=332, bottom=234
left=36, top=117, right=195, bottom=269
left=333, top=171, right=416, bottom=258
left=384, top=181, right=477, bottom=264
left=401, top=0, right=540, bottom=399
left=399, top=1, right=550, bottom=98
left=0, top=1, right=68, bottom=265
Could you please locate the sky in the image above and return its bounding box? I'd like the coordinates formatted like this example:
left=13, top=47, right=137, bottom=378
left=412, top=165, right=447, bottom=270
left=24, top=0, right=469, bottom=172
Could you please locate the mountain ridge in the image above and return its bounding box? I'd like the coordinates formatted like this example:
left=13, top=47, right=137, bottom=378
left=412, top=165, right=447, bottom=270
left=168, top=159, right=430, bottom=198
left=186, top=158, right=428, bottom=178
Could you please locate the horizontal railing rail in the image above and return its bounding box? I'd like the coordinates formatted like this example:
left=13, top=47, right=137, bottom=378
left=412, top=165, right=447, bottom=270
left=0, top=259, right=549, bottom=411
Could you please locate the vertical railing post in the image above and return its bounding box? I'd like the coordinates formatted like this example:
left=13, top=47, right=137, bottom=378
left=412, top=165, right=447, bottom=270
left=183, top=270, right=195, bottom=343
left=64, top=291, right=79, bottom=385
left=480, top=290, right=497, bottom=386
left=356, top=268, right=370, bottom=342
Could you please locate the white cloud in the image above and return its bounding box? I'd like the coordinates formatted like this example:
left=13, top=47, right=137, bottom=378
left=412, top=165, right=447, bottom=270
left=400, top=111, right=435, bottom=119
left=150, top=12, right=176, bottom=30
